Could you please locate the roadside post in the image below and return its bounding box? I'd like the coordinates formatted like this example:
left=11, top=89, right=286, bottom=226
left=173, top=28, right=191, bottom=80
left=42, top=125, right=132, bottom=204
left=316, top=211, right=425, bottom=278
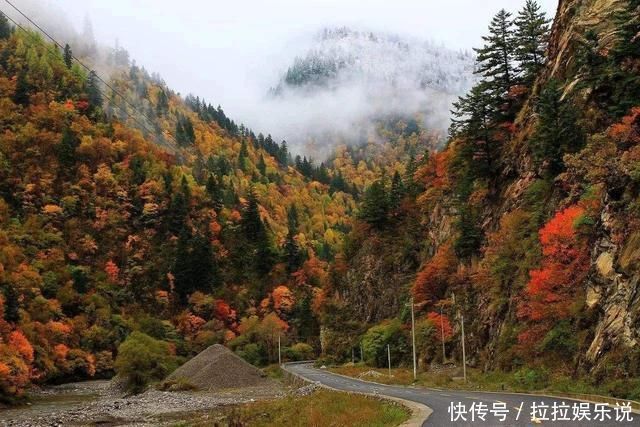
left=278, top=333, right=281, bottom=366
left=387, top=344, right=391, bottom=377
left=440, top=304, right=446, bottom=363
left=410, top=297, right=417, bottom=381
left=461, top=314, right=467, bottom=383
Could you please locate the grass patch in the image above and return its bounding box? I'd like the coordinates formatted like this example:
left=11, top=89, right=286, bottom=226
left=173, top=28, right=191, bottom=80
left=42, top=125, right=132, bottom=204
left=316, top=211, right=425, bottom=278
left=163, top=389, right=409, bottom=427
left=262, top=364, right=284, bottom=381
left=330, top=365, right=640, bottom=400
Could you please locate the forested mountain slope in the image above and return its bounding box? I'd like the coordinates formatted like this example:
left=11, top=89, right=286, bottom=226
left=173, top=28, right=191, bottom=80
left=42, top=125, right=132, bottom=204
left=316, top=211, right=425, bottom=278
left=0, top=16, right=388, bottom=398
left=319, top=0, right=640, bottom=399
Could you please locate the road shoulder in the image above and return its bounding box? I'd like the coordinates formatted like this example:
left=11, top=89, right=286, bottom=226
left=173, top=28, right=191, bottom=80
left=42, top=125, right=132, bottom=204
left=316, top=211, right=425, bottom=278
left=282, top=363, right=432, bottom=427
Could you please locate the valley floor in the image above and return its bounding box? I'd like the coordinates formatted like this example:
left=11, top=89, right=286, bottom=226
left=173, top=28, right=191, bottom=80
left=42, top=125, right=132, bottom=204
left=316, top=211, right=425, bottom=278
left=0, top=374, right=409, bottom=427
left=0, top=380, right=284, bottom=426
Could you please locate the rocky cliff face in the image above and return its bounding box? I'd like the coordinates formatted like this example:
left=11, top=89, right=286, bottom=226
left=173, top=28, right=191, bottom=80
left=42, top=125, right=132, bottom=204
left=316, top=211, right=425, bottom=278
left=328, top=0, right=640, bottom=377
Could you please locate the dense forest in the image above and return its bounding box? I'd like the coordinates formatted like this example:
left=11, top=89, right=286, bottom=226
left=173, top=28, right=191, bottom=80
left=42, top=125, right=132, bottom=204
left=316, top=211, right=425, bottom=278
left=0, top=8, right=434, bottom=398
left=1, top=0, right=640, bottom=401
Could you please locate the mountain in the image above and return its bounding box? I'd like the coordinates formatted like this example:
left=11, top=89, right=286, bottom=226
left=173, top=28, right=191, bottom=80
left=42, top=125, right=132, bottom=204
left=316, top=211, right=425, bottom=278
left=273, top=27, right=475, bottom=96
left=262, top=27, right=476, bottom=158
left=0, top=16, right=368, bottom=397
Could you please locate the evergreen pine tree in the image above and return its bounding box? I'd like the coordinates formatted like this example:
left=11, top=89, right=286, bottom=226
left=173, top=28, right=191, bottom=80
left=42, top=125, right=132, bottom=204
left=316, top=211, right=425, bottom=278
left=241, top=188, right=265, bottom=242
left=63, top=44, right=73, bottom=69
left=238, top=140, right=249, bottom=171
left=359, top=180, right=389, bottom=228
left=257, top=154, right=267, bottom=176
left=241, top=188, right=275, bottom=277
left=404, top=153, right=420, bottom=197
left=514, top=0, right=551, bottom=85
left=278, top=140, right=289, bottom=165
left=168, top=177, right=190, bottom=234
left=474, top=9, right=517, bottom=118
left=316, top=162, right=330, bottom=184
left=2, top=285, right=20, bottom=324
left=0, top=12, right=11, bottom=40
left=57, top=126, right=78, bottom=169
left=451, top=81, right=495, bottom=177
left=175, top=117, right=186, bottom=146
left=291, top=295, right=317, bottom=342
left=389, top=171, right=405, bottom=211
left=454, top=205, right=483, bottom=260
left=172, top=227, right=194, bottom=304
left=183, top=116, right=196, bottom=144
left=13, top=71, right=30, bottom=106
left=71, top=267, right=89, bottom=293
left=156, top=89, right=169, bottom=116
left=188, top=231, right=216, bottom=294
left=612, top=0, right=640, bottom=61
left=86, top=70, right=103, bottom=112
left=530, top=79, right=585, bottom=174
left=206, top=174, right=223, bottom=212
left=330, top=170, right=348, bottom=194
left=609, top=0, right=640, bottom=116
left=285, top=205, right=303, bottom=274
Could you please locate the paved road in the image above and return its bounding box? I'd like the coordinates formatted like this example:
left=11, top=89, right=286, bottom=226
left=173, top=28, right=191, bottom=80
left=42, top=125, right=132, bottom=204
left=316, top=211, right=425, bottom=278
left=285, top=363, right=638, bottom=426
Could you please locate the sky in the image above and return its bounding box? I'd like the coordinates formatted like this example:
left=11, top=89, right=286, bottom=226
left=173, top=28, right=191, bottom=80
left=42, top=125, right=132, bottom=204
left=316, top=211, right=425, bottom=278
left=13, top=0, right=558, bottom=114
left=5, top=0, right=559, bottom=153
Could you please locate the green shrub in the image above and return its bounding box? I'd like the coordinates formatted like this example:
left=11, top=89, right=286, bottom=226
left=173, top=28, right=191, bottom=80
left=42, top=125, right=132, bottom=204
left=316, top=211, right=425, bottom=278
left=114, top=332, right=178, bottom=393
left=235, top=343, right=267, bottom=366
left=511, top=367, right=549, bottom=390
left=361, top=319, right=409, bottom=368
left=284, top=343, right=315, bottom=361
left=539, top=321, right=577, bottom=355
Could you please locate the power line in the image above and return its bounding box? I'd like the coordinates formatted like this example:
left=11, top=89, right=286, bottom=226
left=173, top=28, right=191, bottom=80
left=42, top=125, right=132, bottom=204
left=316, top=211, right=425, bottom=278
left=0, top=1, right=178, bottom=148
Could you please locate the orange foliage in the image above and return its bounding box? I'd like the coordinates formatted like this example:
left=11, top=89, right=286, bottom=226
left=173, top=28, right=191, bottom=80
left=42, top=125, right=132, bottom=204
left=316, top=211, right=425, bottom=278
left=311, top=288, right=326, bottom=314
left=415, top=150, right=450, bottom=190
left=224, top=330, right=236, bottom=342
left=412, top=243, right=457, bottom=305
left=272, top=285, right=295, bottom=314
left=517, top=205, right=591, bottom=345
left=426, top=312, right=453, bottom=342
left=42, top=204, right=63, bottom=215
left=214, top=299, right=237, bottom=324
left=176, top=312, right=206, bottom=336
left=9, top=331, right=34, bottom=363
left=54, top=343, right=69, bottom=360
left=608, top=107, right=640, bottom=144
left=47, top=321, right=72, bottom=336
left=0, top=362, right=9, bottom=378
left=105, top=260, right=120, bottom=284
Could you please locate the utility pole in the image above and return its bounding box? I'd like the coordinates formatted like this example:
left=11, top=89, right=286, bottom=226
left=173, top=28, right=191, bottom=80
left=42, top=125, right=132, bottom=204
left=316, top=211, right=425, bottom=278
left=460, top=314, right=467, bottom=383
left=278, top=333, right=281, bottom=366
left=387, top=344, right=391, bottom=377
left=440, top=305, right=446, bottom=363
left=410, top=297, right=417, bottom=381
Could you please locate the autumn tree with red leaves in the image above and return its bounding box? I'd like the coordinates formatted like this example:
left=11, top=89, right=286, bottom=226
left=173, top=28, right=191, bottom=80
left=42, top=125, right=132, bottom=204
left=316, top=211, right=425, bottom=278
left=412, top=243, right=457, bottom=306
left=517, top=205, right=592, bottom=348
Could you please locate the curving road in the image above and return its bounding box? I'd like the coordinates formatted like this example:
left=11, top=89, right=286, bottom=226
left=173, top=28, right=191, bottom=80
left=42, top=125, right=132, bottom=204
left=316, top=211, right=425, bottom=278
left=284, top=363, right=638, bottom=426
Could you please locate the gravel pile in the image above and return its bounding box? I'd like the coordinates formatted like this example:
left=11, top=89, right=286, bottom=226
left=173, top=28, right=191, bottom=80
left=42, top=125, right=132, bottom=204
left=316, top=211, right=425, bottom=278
left=165, top=344, right=276, bottom=391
